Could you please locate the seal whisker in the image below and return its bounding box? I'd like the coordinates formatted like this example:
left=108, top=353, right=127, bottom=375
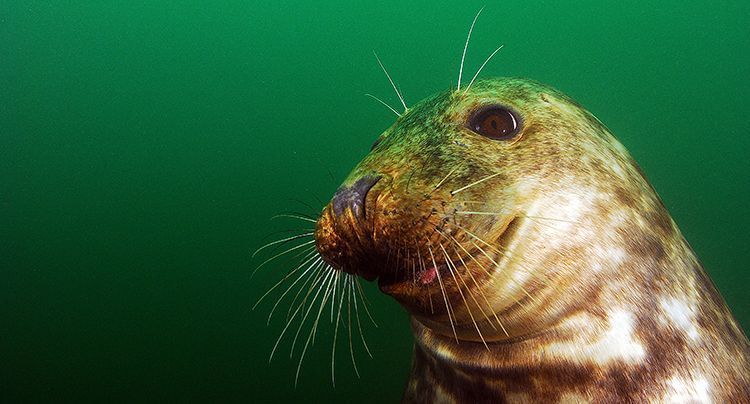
left=440, top=230, right=508, bottom=335
left=432, top=167, right=459, bottom=193
left=373, top=51, right=408, bottom=112
left=454, top=223, right=554, bottom=286
left=271, top=213, right=317, bottom=223
left=428, top=244, right=459, bottom=342
left=438, top=241, right=489, bottom=349
left=346, top=276, right=361, bottom=377
left=294, top=267, right=338, bottom=387
left=450, top=224, right=531, bottom=304
left=449, top=243, right=508, bottom=335
left=269, top=265, right=328, bottom=363
left=365, top=93, right=401, bottom=117
left=435, top=225, right=508, bottom=333
left=450, top=172, right=502, bottom=195
left=289, top=267, right=336, bottom=358
left=267, top=256, right=322, bottom=326
left=457, top=7, right=484, bottom=92
left=465, top=45, right=504, bottom=93
left=254, top=248, right=317, bottom=312
left=456, top=210, right=579, bottom=225
left=351, top=276, right=373, bottom=358
left=472, top=240, right=539, bottom=305
left=284, top=260, right=325, bottom=321
left=417, top=243, right=435, bottom=313
left=252, top=239, right=316, bottom=278
left=355, top=277, right=378, bottom=327
left=331, top=272, right=347, bottom=387
left=329, top=268, right=339, bottom=324
left=252, top=232, right=314, bottom=259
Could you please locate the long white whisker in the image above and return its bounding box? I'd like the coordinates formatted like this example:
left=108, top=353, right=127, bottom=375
left=373, top=51, right=408, bottom=112
left=331, top=272, right=346, bottom=387
left=355, top=278, right=378, bottom=327
left=284, top=261, right=325, bottom=321
left=253, top=248, right=317, bottom=311
left=351, top=277, right=373, bottom=358
left=271, top=213, right=317, bottom=223
left=266, top=257, right=323, bottom=325
left=457, top=7, right=484, bottom=92
left=252, top=232, right=314, bottom=258
left=444, top=232, right=508, bottom=335
left=346, top=276, right=361, bottom=377
left=365, top=93, right=401, bottom=117
left=450, top=172, right=502, bottom=195
left=329, top=269, right=339, bottom=324
left=436, top=229, right=497, bottom=327
left=438, top=241, right=488, bottom=349
left=290, top=268, right=336, bottom=358
left=455, top=210, right=578, bottom=224
left=294, top=268, right=337, bottom=387
left=428, top=245, right=458, bottom=342
left=466, top=45, right=504, bottom=92
left=269, top=266, right=328, bottom=363
left=432, top=167, right=459, bottom=193
left=251, top=239, right=316, bottom=278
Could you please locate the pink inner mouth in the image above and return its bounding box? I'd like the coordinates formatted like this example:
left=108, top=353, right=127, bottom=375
left=419, top=266, right=437, bottom=285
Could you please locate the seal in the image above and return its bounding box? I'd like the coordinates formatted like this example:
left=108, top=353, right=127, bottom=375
left=312, top=77, right=750, bottom=402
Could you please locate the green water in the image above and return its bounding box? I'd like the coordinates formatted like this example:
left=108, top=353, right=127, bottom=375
left=2, top=1, right=748, bottom=402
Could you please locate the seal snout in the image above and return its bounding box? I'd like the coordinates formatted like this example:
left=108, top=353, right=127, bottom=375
left=331, top=175, right=382, bottom=222
left=314, top=174, right=383, bottom=280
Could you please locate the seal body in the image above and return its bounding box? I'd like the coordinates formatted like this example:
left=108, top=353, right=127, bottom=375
left=313, top=78, right=750, bottom=402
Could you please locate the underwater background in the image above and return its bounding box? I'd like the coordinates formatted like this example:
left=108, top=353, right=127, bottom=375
left=2, top=1, right=748, bottom=402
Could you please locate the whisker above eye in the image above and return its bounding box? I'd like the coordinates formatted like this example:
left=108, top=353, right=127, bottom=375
left=457, top=7, right=484, bottom=92
left=465, top=45, right=504, bottom=93
left=365, top=93, right=401, bottom=117
left=373, top=51, right=408, bottom=113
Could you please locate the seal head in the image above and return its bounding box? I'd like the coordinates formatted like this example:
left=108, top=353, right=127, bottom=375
left=316, top=78, right=632, bottom=340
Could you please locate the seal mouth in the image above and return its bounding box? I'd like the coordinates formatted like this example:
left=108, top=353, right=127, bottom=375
left=378, top=214, right=523, bottom=297
left=377, top=256, right=451, bottom=290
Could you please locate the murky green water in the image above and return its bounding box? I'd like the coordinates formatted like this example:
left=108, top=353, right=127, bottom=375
left=3, top=1, right=748, bottom=402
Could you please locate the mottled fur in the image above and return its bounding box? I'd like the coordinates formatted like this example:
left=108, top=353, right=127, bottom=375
left=314, top=78, right=750, bottom=402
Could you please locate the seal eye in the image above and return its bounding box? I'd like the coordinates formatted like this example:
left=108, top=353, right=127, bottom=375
left=468, top=106, right=519, bottom=140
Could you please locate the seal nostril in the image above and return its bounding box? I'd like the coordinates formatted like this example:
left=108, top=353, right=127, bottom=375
left=331, top=175, right=382, bottom=220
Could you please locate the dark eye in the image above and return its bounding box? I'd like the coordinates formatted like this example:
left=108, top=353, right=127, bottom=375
left=468, top=106, right=519, bottom=140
